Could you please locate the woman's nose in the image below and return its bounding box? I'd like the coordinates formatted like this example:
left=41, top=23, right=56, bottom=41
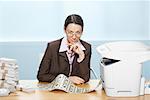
left=72, top=34, right=77, bottom=39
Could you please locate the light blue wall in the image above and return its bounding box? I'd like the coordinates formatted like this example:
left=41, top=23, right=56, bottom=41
left=0, top=1, right=64, bottom=41
left=0, top=0, right=149, bottom=41
left=63, top=1, right=149, bottom=40
left=0, top=1, right=150, bottom=80
left=0, top=41, right=150, bottom=80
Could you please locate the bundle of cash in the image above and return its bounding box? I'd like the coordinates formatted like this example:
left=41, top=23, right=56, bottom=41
left=145, top=80, right=150, bottom=94
left=0, top=58, right=19, bottom=96
left=0, top=88, right=10, bottom=96
left=38, top=74, right=102, bottom=93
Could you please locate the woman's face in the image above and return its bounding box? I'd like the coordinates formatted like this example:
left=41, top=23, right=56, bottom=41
left=65, top=23, right=82, bottom=44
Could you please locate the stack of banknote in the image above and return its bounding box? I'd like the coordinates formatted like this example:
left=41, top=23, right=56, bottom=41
left=0, top=58, right=19, bottom=95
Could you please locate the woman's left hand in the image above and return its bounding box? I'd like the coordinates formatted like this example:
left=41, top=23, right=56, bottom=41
left=69, top=76, right=85, bottom=84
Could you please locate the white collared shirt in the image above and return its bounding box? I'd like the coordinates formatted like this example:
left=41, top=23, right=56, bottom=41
left=59, top=37, right=86, bottom=76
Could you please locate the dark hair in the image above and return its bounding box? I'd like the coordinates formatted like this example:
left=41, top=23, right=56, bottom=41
left=64, top=14, right=84, bottom=31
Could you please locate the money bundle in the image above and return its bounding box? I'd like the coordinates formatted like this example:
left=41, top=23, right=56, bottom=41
left=145, top=80, right=150, bottom=94
left=38, top=74, right=101, bottom=93
left=0, top=58, right=19, bottom=96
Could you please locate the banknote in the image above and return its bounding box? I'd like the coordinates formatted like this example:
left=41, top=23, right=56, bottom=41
left=0, top=58, right=17, bottom=64
left=16, top=85, right=35, bottom=93
left=0, top=69, right=19, bottom=75
left=37, top=74, right=101, bottom=93
left=0, top=73, right=19, bottom=81
left=0, top=80, right=18, bottom=86
left=0, top=63, right=18, bottom=70
left=0, top=81, right=16, bottom=92
left=0, top=88, right=10, bottom=96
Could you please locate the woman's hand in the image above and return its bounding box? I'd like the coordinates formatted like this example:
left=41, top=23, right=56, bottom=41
left=69, top=76, right=85, bottom=84
left=68, top=43, right=82, bottom=54
left=68, top=43, right=85, bottom=62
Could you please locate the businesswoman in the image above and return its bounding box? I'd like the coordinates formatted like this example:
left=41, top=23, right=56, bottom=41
left=37, top=14, right=91, bottom=84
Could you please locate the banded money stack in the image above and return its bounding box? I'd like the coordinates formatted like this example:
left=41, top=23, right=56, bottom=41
left=0, top=58, right=19, bottom=93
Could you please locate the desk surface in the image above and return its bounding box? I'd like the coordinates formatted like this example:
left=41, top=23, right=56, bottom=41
left=0, top=80, right=150, bottom=100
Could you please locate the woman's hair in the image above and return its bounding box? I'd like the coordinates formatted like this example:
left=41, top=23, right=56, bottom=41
left=64, top=14, right=84, bottom=31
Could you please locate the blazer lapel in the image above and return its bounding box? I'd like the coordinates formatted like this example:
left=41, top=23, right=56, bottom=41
left=59, top=52, right=69, bottom=62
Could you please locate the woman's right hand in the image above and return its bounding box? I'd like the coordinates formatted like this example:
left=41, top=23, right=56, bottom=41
left=68, top=42, right=85, bottom=62
left=69, top=76, right=85, bottom=84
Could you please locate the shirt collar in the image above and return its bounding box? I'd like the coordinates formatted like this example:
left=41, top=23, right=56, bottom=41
left=59, top=37, right=86, bottom=52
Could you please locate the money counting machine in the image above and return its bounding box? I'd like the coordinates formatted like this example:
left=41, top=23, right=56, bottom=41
left=96, top=41, right=150, bottom=97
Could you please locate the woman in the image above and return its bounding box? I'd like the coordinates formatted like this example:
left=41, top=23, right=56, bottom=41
left=37, top=14, right=91, bottom=84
